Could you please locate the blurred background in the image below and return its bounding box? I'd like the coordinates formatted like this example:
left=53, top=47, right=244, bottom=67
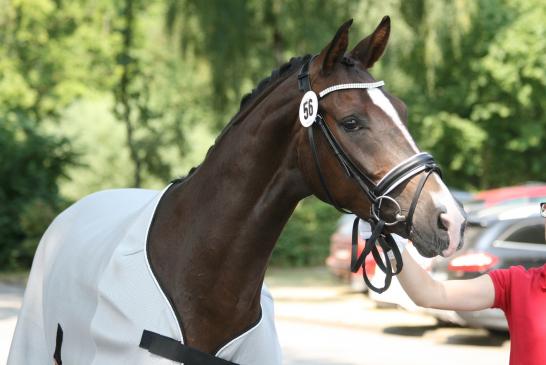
left=2, top=0, right=545, bottom=272
left=0, top=0, right=545, bottom=363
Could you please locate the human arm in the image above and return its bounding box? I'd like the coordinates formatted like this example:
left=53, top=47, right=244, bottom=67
left=394, top=246, right=496, bottom=311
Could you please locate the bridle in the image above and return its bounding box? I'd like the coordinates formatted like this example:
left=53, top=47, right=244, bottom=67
left=298, top=55, right=442, bottom=293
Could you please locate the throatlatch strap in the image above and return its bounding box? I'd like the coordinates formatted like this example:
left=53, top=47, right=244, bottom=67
left=140, top=330, right=238, bottom=365
left=308, top=124, right=351, bottom=214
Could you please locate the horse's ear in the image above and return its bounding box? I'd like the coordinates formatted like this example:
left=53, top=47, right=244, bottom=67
left=350, top=16, right=390, bottom=68
left=317, top=19, right=353, bottom=76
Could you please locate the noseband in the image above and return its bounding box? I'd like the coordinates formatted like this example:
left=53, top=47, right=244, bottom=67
left=298, top=56, right=441, bottom=293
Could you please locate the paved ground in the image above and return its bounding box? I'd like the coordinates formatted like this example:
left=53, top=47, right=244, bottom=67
left=271, top=285, right=509, bottom=365
left=0, top=283, right=24, bottom=364
left=0, top=268, right=510, bottom=364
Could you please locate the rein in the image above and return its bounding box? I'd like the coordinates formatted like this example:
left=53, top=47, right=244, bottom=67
left=298, top=56, right=441, bottom=293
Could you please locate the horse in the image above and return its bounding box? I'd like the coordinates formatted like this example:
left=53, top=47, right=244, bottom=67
left=8, top=17, right=466, bottom=364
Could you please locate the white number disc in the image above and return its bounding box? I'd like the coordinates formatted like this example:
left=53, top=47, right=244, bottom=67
left=299, top=91, right=318, bottom=127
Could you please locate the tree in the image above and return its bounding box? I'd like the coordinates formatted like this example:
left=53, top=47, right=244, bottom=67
left=0, top=0, right=112, bottom=268
left=166, top=0, right=360, bottom=128
left=112, top=0, right=212, bottom=187
left=391, top=0, right=546, bottom=189
left=0, top=120, right=75, bottom=268
left=471, top=0, right=546, bottom=186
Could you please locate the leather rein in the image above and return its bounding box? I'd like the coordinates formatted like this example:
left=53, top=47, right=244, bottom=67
left=298, top=55, right=441, bottom=293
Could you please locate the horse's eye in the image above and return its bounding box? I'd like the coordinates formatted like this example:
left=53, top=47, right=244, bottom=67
left=342, top=118, right=359, bottom=131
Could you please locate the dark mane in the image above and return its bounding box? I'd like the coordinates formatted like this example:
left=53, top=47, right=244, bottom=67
left=238, top=55, right=309, bottom=118
left=173, top=55, right=310, bottom=184
left=215, top=55, right=310, bottom=144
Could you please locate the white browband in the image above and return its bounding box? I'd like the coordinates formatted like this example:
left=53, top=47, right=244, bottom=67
left=319, top=81, right=385, bottom=98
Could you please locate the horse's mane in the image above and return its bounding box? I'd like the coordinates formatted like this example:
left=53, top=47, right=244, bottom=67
left=237, top=55, right=309, bottom=119
left=221, top=54, right=309, bottom=132
left=173, top=55, right=309, bottom=184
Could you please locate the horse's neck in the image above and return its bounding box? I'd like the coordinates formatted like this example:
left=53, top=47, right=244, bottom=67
left=148, top=76, right=309, bottom=352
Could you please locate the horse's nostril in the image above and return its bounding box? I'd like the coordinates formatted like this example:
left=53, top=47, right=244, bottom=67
left=438, top=213, right=450, bottom=231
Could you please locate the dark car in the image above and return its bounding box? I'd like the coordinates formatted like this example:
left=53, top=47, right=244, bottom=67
left=428, top=203, right=546, bottom=330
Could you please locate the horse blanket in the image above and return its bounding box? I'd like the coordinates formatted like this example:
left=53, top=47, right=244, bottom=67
left=8, top=186, right=282, bottom=364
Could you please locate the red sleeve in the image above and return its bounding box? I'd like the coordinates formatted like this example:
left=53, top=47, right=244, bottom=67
left=488, top=268, right=512, bottom=311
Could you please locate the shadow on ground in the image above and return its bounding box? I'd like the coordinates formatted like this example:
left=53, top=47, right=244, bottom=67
left=383, top=324, right=509, bottom=347
left=383, top=324, right=439, bottom=337
left=444, top=332, right=509, bottom=347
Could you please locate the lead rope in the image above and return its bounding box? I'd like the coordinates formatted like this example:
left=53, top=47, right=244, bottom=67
left=350, top=217, right=403, bottom=293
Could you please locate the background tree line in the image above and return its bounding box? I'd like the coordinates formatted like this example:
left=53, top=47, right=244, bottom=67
left=1, top=0, right=544, bottom=269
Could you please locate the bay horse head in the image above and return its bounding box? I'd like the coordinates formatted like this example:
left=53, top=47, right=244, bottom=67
left=296, top=17, right=466, bottom=258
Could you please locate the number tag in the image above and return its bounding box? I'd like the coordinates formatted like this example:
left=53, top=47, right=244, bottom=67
left=299, top=91, right=318, bottom=127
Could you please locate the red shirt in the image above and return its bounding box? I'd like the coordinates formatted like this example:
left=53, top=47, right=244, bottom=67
left=489, top=264, right=546, bottom=365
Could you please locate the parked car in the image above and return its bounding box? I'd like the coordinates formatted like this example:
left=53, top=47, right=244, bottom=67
left=326, top=184, right=544, bottom=280
left=464, top=183, right=546, bottom=212
left=325, top=214, right=373, bottom=292
left=425, top=202, right=546, bottom=331
left=325, top=214, right=355, bottom=282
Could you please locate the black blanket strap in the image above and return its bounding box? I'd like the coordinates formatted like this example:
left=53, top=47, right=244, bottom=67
left=140, top=330, right=239, bottom=365
left=54, top=324, right=63, bottom=365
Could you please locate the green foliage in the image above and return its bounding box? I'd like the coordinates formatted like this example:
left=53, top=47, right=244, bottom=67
left=0, top=0, right=110, bottom=268
left=470, top=1, right=546, bottom=186
left=389, top=0, right=546, bottom=189
left=1, top=0, right=546, bottom=269
left=0, top=0, right=117, bottom=118
left=0, top=122, right=73, bottom=269
left=167, top=0, right=360, bottom=128
left=110, top=0, right=216, bottom=186
left=272, top=198, right=340, bottom=267
left=420, top=112, right=487, bottom=188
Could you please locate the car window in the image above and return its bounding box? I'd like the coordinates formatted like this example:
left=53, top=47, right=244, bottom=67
left=504, top=224, right=545, bottom=245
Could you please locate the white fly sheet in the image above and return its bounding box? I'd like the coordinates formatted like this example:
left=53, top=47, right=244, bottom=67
left=8, top=187, right=282, bottom=364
